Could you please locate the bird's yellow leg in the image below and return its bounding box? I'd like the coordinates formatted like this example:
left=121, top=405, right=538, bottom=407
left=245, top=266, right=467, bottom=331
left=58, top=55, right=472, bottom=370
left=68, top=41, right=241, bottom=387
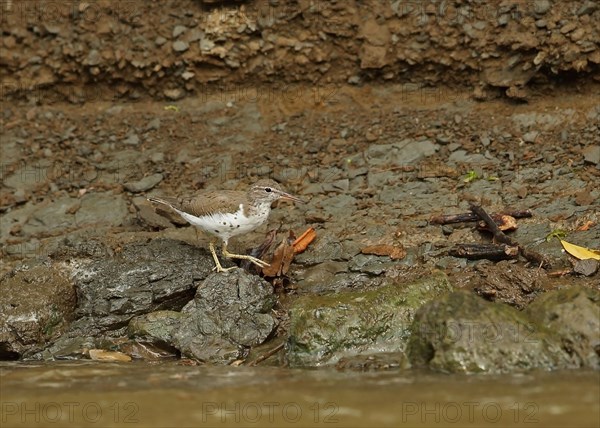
left=222, top=242, right=270, bottom=268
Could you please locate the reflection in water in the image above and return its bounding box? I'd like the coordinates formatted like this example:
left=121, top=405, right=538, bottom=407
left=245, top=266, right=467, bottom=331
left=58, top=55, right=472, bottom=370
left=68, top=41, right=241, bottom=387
left=1, top=361, right=598, bottom=427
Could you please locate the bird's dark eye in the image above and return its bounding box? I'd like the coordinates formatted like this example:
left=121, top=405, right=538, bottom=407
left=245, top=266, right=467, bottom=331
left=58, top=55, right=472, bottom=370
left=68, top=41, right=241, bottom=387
left=265, top=187, right=272, bottom=193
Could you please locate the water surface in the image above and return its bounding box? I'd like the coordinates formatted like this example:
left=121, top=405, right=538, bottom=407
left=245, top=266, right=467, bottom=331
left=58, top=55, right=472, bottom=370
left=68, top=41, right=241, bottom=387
left=1, top=362, right=598, bottom=427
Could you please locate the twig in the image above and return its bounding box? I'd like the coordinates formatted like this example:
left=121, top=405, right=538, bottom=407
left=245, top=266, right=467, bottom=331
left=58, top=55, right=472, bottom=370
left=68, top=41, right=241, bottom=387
left=247, top=343, right=284, bottom=367
left=469, top=204, right=550, bottom=268
left=449, top=243, right=519, bottom=261
left=431, top=209, right=532, bottom=225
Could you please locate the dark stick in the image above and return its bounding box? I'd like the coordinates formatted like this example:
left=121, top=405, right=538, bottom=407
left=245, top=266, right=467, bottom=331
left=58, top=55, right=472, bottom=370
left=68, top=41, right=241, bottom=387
left=469, top=204, right=550, bottom=268
left=449, top=243, right=519, bottom=261
left=248, top=342, right=285, bottom=366
left=431, top=209, right=532, bottom=225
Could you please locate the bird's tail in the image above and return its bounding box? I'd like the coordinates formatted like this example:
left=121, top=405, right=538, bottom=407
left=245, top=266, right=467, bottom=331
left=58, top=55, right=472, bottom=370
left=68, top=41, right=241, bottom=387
left=147, top=196, right=179, bottom=209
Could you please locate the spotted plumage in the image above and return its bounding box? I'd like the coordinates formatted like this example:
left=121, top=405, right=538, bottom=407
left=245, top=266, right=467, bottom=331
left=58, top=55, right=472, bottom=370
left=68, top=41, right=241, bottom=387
left=148, top=179, right=303, bottom=272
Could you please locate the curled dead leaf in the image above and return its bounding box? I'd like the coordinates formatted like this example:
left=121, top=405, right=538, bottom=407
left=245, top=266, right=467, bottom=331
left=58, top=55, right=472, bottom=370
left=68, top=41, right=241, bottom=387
left=293, top=227, right=316, bottom=254
left=262, top=231, right=296, bottom=277
left=477, top=214, right=518, bottom=232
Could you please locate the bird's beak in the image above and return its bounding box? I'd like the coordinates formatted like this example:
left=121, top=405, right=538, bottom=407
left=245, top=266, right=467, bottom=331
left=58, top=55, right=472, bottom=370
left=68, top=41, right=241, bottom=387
left=278, top=191, right=305, bottom=204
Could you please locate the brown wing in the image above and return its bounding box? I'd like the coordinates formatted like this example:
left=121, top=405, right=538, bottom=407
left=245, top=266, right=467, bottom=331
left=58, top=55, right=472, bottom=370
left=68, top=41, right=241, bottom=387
left=181, top=191, right=246, bottom=217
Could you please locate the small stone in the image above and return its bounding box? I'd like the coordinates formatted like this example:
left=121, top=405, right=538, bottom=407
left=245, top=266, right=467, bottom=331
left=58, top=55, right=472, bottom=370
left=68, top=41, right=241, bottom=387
left=181, top=71, right=195, bottom=80
left=172, top=40, right=189, bottom=52
left=348, top=75, right=361, bottom=85
left=155, top=36, right=167, bottom=46
left=123, top=133, right=140, bottom=146
left=577, top=0, right=598, bottom=15
left=573, top=259, right=599, bottom=276
left=164, top=88, right=184, bottom=100
left=86, top=49, right=101, bottom=66
left=124, top=173, right=164, bottom=193
left=523, top=131, right=539, bottom=143
left=535, top=19, right=547, bottom=28
left=365, top=130, right=378, bottom=142
left=200, top=38, right=215, bottom=51
left=582, top=145, right=600, bottom=165
left=533, top=0, right=551, bottom=15
left=145, top=118, right=161, bottom=131
left=172, top=25, right=187, bottom=38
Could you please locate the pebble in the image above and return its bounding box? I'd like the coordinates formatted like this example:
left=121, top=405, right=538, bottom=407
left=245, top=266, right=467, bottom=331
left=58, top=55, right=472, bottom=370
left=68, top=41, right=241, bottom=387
left=582, top=145, right=600, bottom=165
left=533, top=0, right=551, bottom=15
left=172, top=25, right=187, bottom=38
left=523, top=131, right=539, bottom=143
left=123, top=133, right=140, bottom=146
left=155, top=36, right=167, bottom=46
left=164, top=88, right=184, bottom=100
left=172, top=40, right=189, bottom=52
left=124, top=173, right=164, bottom=193
left=145, top=118, right=161, bottom=131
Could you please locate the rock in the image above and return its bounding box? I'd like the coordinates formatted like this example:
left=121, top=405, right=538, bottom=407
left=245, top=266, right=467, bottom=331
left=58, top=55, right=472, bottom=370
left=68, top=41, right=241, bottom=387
left=127, top=310, right=183, bottom=344
left=145, top=118, right=161, bottom=131
left=360, top=45, right=389, bottom=69
left=286, top=271, right=452, bottom=367
left=472, top=261, right=545, bottom=309
left=577, top=0, right=598, bottom=15
left=573, top=259, right=599, bottom=276
left=582, top=145, right=600, bottom=165
left=522, top=130, right=539, bottom=143
left=0, top=264, right=76, bottom=358
left=86, top=49, right=102, bottom=66
left=336, top=352, right=410, bottom=371
left=525, top=286, right=600, bottom=369
left=164, top=88, right=184, bottom=100
left=173, top=270, right=277, bottom=364
left=74, top=192, right=129, bottom=228
left=172, top=25, right=187, bottom=38
left=155, top=36, right=167, bottom=46
left=408, top=291, right=573, bottom=373
left=365, top=139, right=438, bottom=166
left=359, top=19, right=390, bottom=46
left=124, top=173, right=164, bottom=193
left=123, top=133, right=140, bottom=146
left=533, top=0, right=552, bottom=15
left=133, top=196, right=174, bottom=229
left=172, top=40, right=189, bottom=52
left=68, top=239, right=213, bottom=334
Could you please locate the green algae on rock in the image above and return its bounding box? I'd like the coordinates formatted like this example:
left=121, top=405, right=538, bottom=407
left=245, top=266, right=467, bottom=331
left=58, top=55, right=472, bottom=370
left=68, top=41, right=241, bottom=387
left=408, top=291, right=575, bottom=373
left=286, top=271, right=452, bottom=367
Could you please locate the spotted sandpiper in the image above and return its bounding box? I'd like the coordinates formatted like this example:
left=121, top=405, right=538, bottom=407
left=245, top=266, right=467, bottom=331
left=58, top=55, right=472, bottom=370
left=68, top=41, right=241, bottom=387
left=148, top=179, right=303, bottom=272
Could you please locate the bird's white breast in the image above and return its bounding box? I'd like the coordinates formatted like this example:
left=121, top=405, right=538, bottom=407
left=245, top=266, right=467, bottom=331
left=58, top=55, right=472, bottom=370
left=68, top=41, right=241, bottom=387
left=175, top=203, right=270, bottom=241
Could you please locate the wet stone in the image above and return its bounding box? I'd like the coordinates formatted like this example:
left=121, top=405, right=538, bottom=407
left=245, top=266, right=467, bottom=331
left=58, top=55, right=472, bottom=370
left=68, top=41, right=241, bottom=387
left=0, top=264, right=76, bottom=358
left=287, top=271, right=452, bottom=367
left=525, top=286, right=600, bottom=369
left=408, top=291, right=574, bottom=373
left=173, top=269, right=277, bottom=364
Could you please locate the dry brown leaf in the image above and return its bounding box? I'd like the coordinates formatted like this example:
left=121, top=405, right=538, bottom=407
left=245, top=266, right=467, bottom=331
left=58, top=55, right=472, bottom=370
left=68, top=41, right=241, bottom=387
left=293, top=227, right=316, bottom=254
left=262, top=231, right=295, bottom=277
left=477, top=214, right=518, bottom=232
left=361, top=244, right=406, bottom=260
left=577, top=220, right=595, bottom=231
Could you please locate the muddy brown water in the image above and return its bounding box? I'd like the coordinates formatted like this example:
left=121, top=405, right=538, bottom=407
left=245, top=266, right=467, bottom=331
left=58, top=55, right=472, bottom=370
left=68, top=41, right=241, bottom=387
left=1, top=362, right=598, bottom=428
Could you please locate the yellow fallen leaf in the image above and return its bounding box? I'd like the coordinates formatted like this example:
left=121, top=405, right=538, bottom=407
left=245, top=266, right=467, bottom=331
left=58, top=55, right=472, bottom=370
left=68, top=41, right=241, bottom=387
left=560, top=240, right=600, bottom=261
left=89, top=349, right=132, bottom=362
